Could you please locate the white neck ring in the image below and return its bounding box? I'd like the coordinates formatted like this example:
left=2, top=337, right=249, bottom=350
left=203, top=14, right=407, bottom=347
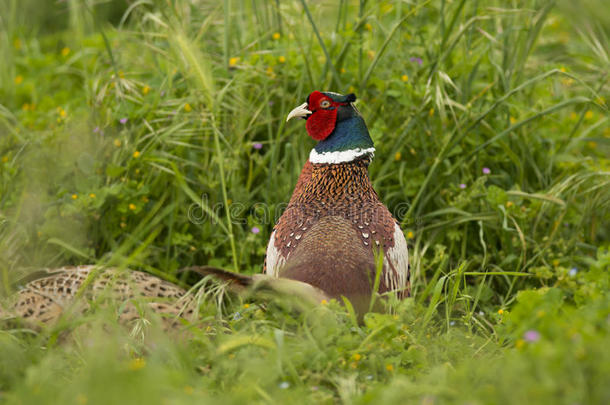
left=308, top=147, right=375, bottom=164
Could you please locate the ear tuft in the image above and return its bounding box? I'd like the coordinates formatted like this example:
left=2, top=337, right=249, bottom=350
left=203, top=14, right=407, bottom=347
left=346, top=93, right=357, bottom=102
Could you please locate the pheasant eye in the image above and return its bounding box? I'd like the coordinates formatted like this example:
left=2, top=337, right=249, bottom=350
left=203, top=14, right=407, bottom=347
left=320, top=100, right=331, bottom=108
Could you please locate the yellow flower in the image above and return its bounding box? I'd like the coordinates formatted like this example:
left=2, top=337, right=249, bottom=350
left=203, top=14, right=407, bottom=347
left=22, top=103, right=30, bottom=111
left=401, top=74, right=408, bottom=82
left=272, top=32, right=281, bottom=40
left=510, top=116, right=517, bottom=124
left=278, top=56, right=286, bottom=63
left=386, top=364, right=394, bottom=372
left=72, top=194, right=78, bottom=200
left=506, top=201, right=514, bottom=208
left=429, top=108, right=435, bottom=116
left=367, top=50, right=375, bottom=60
left=128, top=358, right=146, bottom=371
left=142, top=196, right=149, bottom=203
left=61, top=47, right=70, bottom=57
left=184, top=103, right=192, bottom=112
left=129, top=203, right=136, bottom=211
left=587, top=141, right=597, bottom=149
left=243, top=303, right=250, bottom=309
left=498, top=309, right=504, bottom=315
left=515, top=339, right=525, bottom=349
left=142, top=85, right=150, bottom=95
left=14, top=39, right=21, bottom=50
left=348, top=86, right=355, bottom=93
left=552, top=259, right=560, bottom=267
left=120, top=222, right=127, bottom=228
left=409, top=147, right=416, bottom=155
left=133, top=151, right=141, bottom=158
left=569, top=112, right=578, bottom=121
left=229, top=57, right=240, bottom=67
left=406, top=231, right=414, bottom=239
left=559, top=66, right=566, bottom=73
left=394, top=152, right=401, bottom=161
left=265, top=66, right=274, bottom=77
left=340, top=68, right=346, bottom=73
left=14, top=75, right=23, bottom=84
left=321, top=299, right=328, bottom=305
left=352, top=353, right=362, bottom=361
left=364, top=23, right=373, bottom=31
left=114, top=139, right=121, bottom=147
left=584, top=110, right=594, bottom=120
left=118, top=70, right=125, bottom=79
left=89, top=193, right=96, bottom=198
left=1, top=156, right=8, bottom=163
left=59, top=109, right=67, bottom=118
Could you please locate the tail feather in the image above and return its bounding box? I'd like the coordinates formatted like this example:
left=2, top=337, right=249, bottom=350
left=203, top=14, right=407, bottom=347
left=179, top=266, right=255, bottom=288
left=181, top=266, right=329, bottom=305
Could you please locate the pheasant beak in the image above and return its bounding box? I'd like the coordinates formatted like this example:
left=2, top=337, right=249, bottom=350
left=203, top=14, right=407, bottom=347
left=286, top=102, right=312, bottom=122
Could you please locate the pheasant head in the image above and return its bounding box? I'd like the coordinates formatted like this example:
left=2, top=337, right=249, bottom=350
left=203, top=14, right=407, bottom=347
left=286, top=91, right=375, bottom=164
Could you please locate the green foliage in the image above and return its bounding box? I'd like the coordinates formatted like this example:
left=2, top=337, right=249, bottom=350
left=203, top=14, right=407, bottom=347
left=0, top=0, right=609, bottom=403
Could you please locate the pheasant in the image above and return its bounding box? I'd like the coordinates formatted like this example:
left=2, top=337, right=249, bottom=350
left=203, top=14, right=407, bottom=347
left=265, top=91, right=409, bottom=311
left=0, top=265, right=197, bottom=330
left=1, top=91, right=409, bottom=328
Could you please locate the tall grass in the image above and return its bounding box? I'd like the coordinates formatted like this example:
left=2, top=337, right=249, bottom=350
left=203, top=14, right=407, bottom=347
left=0, top=0, right=609, bottom=403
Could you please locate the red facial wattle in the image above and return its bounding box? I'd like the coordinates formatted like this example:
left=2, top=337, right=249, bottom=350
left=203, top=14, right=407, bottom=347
left=304, top=91, right=343, bottom=141
left=306, top=108, right=337, bottom=141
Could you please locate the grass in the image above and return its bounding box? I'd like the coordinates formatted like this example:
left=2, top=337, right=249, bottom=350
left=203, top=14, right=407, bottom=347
left=0, top=0, right=609, bottom=403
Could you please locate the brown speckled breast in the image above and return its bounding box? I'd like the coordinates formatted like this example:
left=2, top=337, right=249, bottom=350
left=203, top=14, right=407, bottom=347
left=267, top=157, right=408, bottom=300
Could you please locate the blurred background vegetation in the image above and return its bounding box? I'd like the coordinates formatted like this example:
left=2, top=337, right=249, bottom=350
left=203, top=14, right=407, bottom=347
left=0, top=0, right=609, bottom=403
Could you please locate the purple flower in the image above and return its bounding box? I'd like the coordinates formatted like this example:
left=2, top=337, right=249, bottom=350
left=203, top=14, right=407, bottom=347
left=459, top=183, right=466, bottom=189
left=410, top=57, right=423, bottom=65
left=119, top=118, right=128, bottom=124
left=268, top=100, right=275, bottom=106
left=523, top=330, right=541, bottom=342
left=482, top=167, right=491, bottom=175
left=93, top=126, right=100, bottom=133
left=253, top=142, right=263, bottom=150
left=569, top=268, right=578, bottom=277
left=251, top=226, right=260, bottom=234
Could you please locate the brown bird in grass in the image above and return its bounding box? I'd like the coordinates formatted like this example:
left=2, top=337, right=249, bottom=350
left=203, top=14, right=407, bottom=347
left=1, top=91, right=409, bottom=327
left=0, top=264, right=328, bottom=329
left=0, top=265, right=197, bottom=329
left=264, top=91, right=409, bottom=312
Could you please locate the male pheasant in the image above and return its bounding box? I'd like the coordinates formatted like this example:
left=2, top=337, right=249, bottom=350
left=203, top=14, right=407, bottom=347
left=265, top=91, right=409, bottom=311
